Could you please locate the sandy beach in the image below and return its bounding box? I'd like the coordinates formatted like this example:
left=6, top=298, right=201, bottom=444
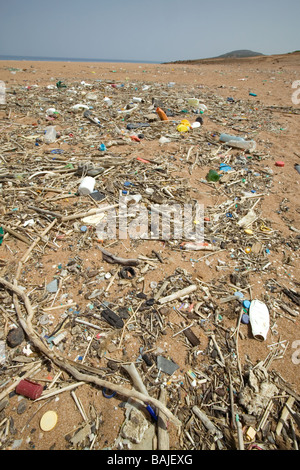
left=0, top=52, right=299, bottom=451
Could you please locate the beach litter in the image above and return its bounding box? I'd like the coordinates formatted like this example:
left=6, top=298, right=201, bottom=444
left=0, top=70, right=299, bottom=451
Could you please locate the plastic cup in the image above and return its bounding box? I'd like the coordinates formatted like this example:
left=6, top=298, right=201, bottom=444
left=78, top=176, right=96, bottom=195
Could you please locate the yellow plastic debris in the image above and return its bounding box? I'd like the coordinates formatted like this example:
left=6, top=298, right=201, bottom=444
left=40, top=410, right=58, bottom=432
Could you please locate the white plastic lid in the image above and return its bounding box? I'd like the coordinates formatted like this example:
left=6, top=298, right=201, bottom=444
left=40, top=410, right=58, bottom=431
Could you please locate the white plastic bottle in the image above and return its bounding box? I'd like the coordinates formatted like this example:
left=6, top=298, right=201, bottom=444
left=44, top=126, right=57, bottom=144
left=249, top=299, right=270, bottom=341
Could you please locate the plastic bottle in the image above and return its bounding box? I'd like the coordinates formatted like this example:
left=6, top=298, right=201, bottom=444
left=44, top=126, right=56, bottom=144
left=219, top=133, right=256, bottom=151
left=226, top=139, right=256, bottom=151
left=220, top=133, right=245, bottom=143
left=156, top=107, right=168, bottom=121
left=249, top=299, right=269, bottom=341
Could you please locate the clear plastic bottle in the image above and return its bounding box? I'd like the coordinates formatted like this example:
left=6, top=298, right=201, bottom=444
left=228, top=140, right=256, bottom=151
left=219, top=133, right=256, bottom=151
left=44, top=126, right=57, bottom=144
left=219, top=133, right=244, bottom=143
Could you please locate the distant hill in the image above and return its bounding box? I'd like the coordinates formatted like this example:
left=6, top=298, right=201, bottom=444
left=164, top=49, right=265, bottom=65
left=163, top=50, right=300, bottom=66
left=216, top=49, right=264, bottom=58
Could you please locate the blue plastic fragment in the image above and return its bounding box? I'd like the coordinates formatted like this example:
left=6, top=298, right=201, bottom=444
left=220, top=163, right=232, bottom=172
left=146, top=405, right=158, bottom=421
left=241, top=313, right=250, bottom=324
left=234, top=291, right=244, bottom=300
left=102, top=388, right=117, bottom=399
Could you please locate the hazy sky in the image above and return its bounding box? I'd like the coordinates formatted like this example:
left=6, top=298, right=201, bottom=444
left=0, top=0, right=299, bottom=62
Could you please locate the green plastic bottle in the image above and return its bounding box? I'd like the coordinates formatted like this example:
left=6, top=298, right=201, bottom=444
left=206, top=169, right=220, bottom=182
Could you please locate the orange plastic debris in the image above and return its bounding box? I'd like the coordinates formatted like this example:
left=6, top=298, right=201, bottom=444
left=156, top=107, right=168, bottom=121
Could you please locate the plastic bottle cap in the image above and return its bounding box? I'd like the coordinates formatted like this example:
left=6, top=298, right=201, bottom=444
left=241, top=313, right=250, bottom=324
left=243, top=300, right=251, bottom=309
left=275, top=161, right=284, bottom=167
left=234, top=291, right=244, bottom=300
left=40, top=410, right=58, bottom=431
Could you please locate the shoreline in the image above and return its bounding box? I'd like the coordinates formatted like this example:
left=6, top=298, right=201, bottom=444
left=0, top=53, right=299, bottom=450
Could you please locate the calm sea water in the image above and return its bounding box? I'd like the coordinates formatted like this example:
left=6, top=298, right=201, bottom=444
left=0, top=55, right=160, bottom=64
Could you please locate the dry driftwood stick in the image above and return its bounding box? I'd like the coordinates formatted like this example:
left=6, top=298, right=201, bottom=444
left=122, top=363, right=149, bottom=396
left=158, top=284, right=197, bottom=304
left=61, top=204, right=118, bottom=222
left=71, top=390, right=89, bottom=422
left=209, top=334, right=225, bottom=365
left=35, top=382, right=86, bottom=401
left=0, top=224, right=31, bottom=245
left=158, top=386, right=170, bottom=450
left=286, top=404, right=300, bottom=428
left=192, top=405, right=223, bottom=441
left=0, top=277, right=180, bottom=427
left=28, top=205, right=62, bottom=219
left=276, top=396, right=295, bottom=436
left=99, top=246, right=140, bottom=266
left=154, top=280, right=169, bottom=301
left=21, top=219, right=57, bottom=263
left=236, top=415, right=244, bottom=450
left=0, top=362, right=42, bottom=402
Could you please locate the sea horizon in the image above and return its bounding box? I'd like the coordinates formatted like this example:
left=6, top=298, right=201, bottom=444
left=0, top=54, right=161, bottom=64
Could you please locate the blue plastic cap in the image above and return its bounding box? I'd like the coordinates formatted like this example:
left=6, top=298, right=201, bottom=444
left=241, top=313, right=250, bottom=324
